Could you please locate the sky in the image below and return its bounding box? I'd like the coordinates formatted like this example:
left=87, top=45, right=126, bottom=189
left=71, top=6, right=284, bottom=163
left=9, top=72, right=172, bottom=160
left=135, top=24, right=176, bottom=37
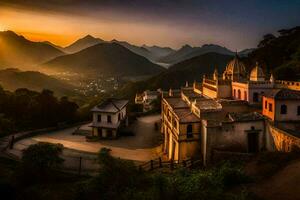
left=0, top=0, right=300, bottom=50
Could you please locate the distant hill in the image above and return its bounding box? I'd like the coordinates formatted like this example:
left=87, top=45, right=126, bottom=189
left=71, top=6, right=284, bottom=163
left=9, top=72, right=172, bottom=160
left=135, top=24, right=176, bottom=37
left=142, top=45, right=175, bottom=61
left=0, top=68, right=76, bottom=96
left=0, top=31, right=65, bottom=68
left=247, top=26, right=300, bottom=80
left=64, top=35, right=104, bottom=53
left=43, top=42, right=165, bottom=77
left=111, top=39, right=155, bottom=61
left=116, top=52, right=233, bottom=99
left=158, top=44, right=234, bottom=64
left=43, top=41, right=65, bottom=52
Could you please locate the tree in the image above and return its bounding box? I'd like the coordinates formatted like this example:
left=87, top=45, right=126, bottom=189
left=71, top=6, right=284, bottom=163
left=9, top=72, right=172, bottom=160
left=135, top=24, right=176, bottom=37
left=22, top=142, right=64, bottom=172
left=258, top=34, right=276, bottom=48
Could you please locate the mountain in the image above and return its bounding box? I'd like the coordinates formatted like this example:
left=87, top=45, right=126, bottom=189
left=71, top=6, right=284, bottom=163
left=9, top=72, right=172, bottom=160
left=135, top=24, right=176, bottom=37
left=0, top=31, right=65, bottom=68
left=43, top=42, right=165, bottom=77
left=159, top=44, right=234, bottom=64
left=43, top=41, right=65, bottom=52
left=111, top=39, right=155, bottom=61
left=247, top=26, right=300, bottom=80
left=239, top=48, right=255, bottom=57
left=64, top=35, right=104, bottom=53
left=142, top=45, right=175, bottom=60
left=116, top=52, right=233, bottom=99
left=0, top=68, right=76, bottom=96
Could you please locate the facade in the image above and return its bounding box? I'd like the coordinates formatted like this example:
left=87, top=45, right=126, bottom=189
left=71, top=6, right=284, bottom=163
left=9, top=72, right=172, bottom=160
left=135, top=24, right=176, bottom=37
left=161, top=55, right=300, bottom=165
left=135, top=90, right=160, bottom=112
left=91, top=99, right=128, bottom=139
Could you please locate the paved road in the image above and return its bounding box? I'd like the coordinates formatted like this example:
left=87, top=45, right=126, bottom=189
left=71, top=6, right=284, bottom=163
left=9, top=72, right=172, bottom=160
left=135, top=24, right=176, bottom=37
left=7, top=115, right=163, bottom=164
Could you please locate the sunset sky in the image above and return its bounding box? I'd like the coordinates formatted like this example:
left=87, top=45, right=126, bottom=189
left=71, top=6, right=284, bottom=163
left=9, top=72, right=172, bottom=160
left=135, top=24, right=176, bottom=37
left=0, top=0, right=300, bottom=50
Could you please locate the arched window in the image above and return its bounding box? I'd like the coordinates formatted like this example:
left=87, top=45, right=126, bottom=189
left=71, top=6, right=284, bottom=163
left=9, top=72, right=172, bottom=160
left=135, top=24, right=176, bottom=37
left=187, top=124, right=193, bottom=138
left=233, top=89, right=236, bottom=98
left=253, top=92, right=259, bottom=102
left=280, top=104, right=287, bottom=114
left=244, top=91, right=247, bottom=101
left=238, top=90, right=241, bottom=99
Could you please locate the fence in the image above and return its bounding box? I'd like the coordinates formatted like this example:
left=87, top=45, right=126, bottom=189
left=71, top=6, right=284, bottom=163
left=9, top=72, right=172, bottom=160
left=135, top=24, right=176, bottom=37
left=139, top=157, right=202, bottom=171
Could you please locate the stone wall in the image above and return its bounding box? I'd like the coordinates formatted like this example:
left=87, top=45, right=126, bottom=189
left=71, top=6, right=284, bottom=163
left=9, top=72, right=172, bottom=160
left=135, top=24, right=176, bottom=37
left=267, top=122, right=300, bottom=152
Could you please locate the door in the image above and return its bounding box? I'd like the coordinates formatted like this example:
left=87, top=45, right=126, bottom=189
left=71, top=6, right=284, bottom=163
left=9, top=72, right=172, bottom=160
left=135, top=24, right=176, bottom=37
left=248, top=132, right=259, bottom=153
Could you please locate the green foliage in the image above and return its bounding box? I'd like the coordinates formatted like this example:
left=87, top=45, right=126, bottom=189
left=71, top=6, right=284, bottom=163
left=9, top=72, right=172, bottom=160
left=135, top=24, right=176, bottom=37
left=22, top=142, right=64, bottom=172
left=78, top=151, right=251, bottom=200
left=0, top=87, right=79, bottom=137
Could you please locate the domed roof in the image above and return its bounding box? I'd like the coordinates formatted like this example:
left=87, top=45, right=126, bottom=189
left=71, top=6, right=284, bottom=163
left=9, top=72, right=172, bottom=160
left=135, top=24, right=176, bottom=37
left=223, top=54, right=247, bottom=80
left=250, top=62, right=265, bottom=81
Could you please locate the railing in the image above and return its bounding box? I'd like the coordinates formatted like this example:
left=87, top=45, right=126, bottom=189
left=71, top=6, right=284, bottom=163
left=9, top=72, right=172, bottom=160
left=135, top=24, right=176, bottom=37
left=139, top=157, right=201, bottom=171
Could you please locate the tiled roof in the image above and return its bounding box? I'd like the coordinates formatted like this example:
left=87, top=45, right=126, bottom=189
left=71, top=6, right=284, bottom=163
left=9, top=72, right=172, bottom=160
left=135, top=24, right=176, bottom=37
left=265, top=89, right=300, bottom=100
left=164, top=97, right=189, bottom=109
left=228, top=112, right=264, bottom=122
left=91, top=99, right=128, bottom=113
left=173, top=108, right=201, bottom=123
left=195, top=99, right=222, bottom=112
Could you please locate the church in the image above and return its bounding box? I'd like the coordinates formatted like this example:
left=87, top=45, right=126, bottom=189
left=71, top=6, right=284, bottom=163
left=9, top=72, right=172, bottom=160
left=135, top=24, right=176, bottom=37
left=161, top=54, right=300, bottom=165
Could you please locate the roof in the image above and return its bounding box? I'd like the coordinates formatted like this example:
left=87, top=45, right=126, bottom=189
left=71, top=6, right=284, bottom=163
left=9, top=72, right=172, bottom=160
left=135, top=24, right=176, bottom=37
left=228, top=112, right=264, bottom=122
left=250, top=63, right=265, bottom=80
left=164, top=97, right=189, bottom=109
left=173, top=108, right=201, bottom=123
left=223, top=55, right=247, bottom=76
left=264, top=89, right=300, bottom=100
left=91, top=99, right=128, bottom=113
left=195, top=99, right=222, bottom=112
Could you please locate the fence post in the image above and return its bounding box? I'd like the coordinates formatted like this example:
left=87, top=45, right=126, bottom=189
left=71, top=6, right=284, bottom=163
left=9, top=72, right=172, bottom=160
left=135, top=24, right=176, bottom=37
left=150, top=160, right=154, bottom=170
left=78, top=156, right=82, bottom=175
left=159, top=157, right=162, bottom=168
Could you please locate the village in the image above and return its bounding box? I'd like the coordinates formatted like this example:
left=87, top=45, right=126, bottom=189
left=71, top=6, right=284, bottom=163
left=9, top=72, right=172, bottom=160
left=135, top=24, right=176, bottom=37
left=2, top=55, right=300, bottom=173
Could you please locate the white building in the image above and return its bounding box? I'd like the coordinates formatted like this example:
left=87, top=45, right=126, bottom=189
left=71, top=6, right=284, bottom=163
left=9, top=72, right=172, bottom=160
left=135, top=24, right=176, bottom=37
left=91, top=99, right=128, bottom=139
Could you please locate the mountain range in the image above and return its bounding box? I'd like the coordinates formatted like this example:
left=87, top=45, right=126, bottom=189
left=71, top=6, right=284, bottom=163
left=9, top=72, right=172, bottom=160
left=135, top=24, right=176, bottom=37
left=0, top=31, right=65, bottom=68
left=42, top=42, right=165, bottom=77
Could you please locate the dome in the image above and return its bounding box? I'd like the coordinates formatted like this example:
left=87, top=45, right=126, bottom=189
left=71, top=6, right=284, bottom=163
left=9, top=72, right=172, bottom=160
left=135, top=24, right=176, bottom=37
left=250, top=62, right=265, bottom=81
left=223, top=54, right=247, bottom=81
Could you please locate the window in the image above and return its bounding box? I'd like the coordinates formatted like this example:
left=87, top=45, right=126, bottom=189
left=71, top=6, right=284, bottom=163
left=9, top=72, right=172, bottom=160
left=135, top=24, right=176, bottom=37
left=265, top=101, right=268, bottom=109
left=238, top=90, right=241, bottom=99
left=253, top=92, right=259, bottom=102
left=187, top=124, right=193, bottom=138
left=298, top=106, right=300, bottom=116
left=118, top=113, right=121, bottom=121
left=97, top=115, right=101, bottom=122
left=233, top=89, right=236, bottom=97
left=244, top=91, right=247, bottom=101
left=268, top=103, right=273, bottom=112
left=280, top=104, right=287, bottom=114
left=107, top=115, right=112, bottom=123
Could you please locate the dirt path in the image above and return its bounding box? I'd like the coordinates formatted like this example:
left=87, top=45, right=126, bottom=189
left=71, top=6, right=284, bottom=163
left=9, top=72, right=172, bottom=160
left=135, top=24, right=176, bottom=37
left=250, top=159, right=300, bottom=200
left=7, top=115, right=163, bottom=163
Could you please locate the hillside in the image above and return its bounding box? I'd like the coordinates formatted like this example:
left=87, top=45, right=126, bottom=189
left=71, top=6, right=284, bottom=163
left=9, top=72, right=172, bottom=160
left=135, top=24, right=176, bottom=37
left=142, top=45, right=175, bottom=61
left=64, top=35, right=104, bottom=53
left=0, top=31, right=65, bottom=68
left=116, top=52, right=233, bottom=99
left=0, top=68, right=76, bottom=96
left=43, top=42, right=165, bottom=77
left=247, top=26, right=300, bottom=80
left=159, top=44, right=234, bottom=64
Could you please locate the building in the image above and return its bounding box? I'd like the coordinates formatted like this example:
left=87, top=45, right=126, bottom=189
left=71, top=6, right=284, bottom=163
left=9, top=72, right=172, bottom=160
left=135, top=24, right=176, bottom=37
left=91, top=99, right=128, bottom=139
left=135, top=90, right=160, bottom=112
left=161, top=55, right=300, bottom=165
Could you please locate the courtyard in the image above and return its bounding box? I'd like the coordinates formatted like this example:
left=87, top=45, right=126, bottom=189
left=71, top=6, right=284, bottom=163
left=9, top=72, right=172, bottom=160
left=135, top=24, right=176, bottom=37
left=7, top=115, right=163, bottom=171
